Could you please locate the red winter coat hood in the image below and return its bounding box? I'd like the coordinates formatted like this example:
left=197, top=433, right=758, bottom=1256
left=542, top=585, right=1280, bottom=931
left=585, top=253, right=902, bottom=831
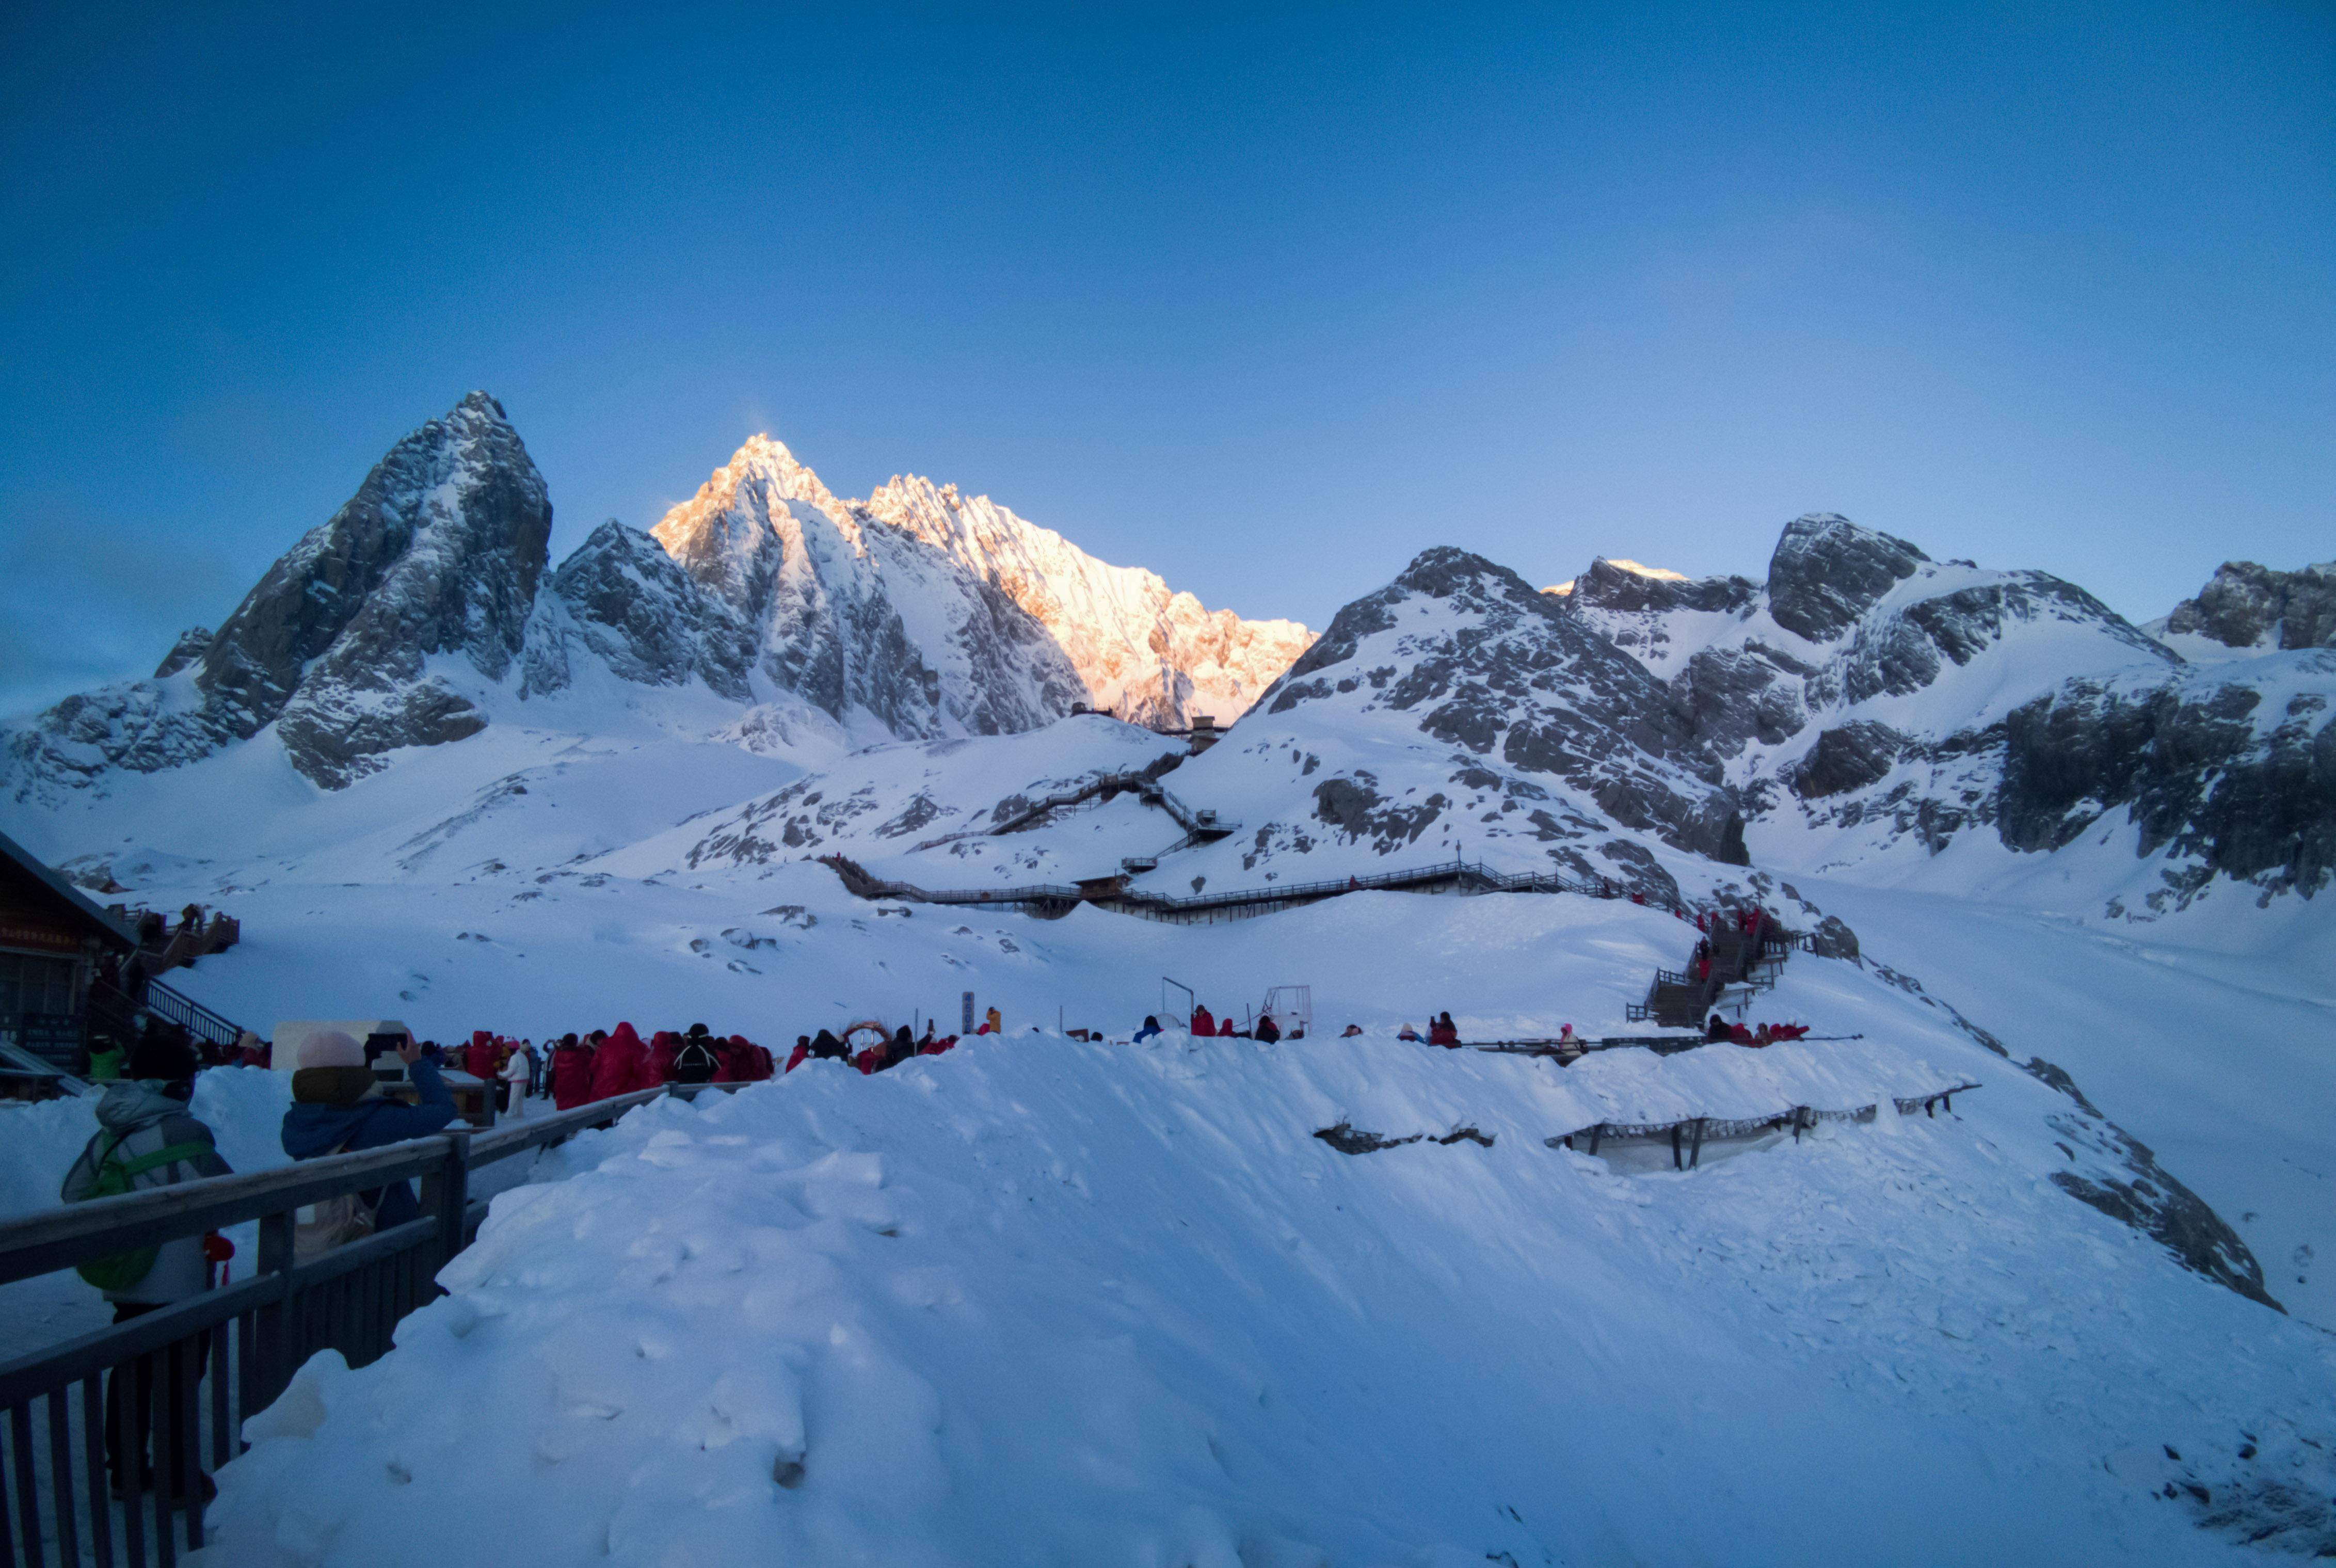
left=589, top=1023, right=654, bottom=1100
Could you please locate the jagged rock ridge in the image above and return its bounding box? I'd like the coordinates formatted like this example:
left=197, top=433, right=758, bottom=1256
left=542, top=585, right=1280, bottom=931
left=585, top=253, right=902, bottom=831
left=1559, top=514, right=2335, bottom=907
left=3, top=401, right=1317, bottom=798
left=5, top=392, right=553, bottom=790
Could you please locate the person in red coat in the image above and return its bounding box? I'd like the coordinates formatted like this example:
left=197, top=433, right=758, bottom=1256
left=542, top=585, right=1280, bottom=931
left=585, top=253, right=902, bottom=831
left=647, top=1030, right=681, bottom=1084
left=551, top=1034, right=595, bottom=1110
left=588, top=1022, right=652, bottom=1101
left=463, top=1030, right=499, bottom=1082
left=785, top=1035, right=812, bottom=1074
left=1190, top=1004, right=1215, bottom=1036
left=1217, top=1017, right=1236, bottom=1037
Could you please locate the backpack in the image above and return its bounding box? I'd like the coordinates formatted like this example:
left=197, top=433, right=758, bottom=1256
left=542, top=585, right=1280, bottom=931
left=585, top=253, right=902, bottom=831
left=293, top=1138, right=379, bottom=1263
left=672, top=1038, right=719, bottom=1083
left=72, top=1133, right=214, bottom=1291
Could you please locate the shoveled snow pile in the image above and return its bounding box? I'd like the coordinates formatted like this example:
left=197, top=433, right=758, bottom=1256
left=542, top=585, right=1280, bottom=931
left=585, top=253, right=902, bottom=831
left=193, top=1036, right=2335, bottom=1566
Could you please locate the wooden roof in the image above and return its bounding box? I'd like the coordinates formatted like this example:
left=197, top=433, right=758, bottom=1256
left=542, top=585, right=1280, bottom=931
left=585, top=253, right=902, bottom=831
left=0, top=828, right=135, bottom=953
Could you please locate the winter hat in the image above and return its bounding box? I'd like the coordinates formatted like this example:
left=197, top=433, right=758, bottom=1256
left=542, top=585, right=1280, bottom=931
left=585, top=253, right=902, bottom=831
left=292, top=1029, right=375, bottom=1106
left=295, top=1031, right=366, bottom=1070
left=129, top=1034, right=199, bottom=1083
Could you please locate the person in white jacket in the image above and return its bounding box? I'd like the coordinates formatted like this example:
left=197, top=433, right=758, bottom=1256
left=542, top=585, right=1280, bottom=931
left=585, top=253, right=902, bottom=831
left=501, top=1042, right=535, bottom=1120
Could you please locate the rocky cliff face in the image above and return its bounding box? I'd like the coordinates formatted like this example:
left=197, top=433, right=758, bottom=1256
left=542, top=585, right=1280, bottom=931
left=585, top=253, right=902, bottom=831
left=4, top=406, right=1315, bottom=803
left=862, top=474, right=1315, bottom=728
left=521, top=520, right=760, bottom=702
left=1143, top=547, right=1747, bottom=906
left=5, top=392, right=553, bottom=793
left=1560, top=515, right=2335, bottom=907
left=648, top=439, right=1083, bottom=740
left=2159, top=561, right=2336, bottom=655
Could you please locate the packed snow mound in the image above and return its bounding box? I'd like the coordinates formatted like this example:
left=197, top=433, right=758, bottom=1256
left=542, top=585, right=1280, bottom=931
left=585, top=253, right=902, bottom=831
left=192, top=1027, right=2331, bottom=1566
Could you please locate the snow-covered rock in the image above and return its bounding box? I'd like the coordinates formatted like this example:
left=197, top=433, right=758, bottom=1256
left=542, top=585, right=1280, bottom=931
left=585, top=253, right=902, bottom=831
left=1558, top=513, right=2336, bottom=909
left=3, top=404, right=1315, bottom=806
left=2152, top=558, right=2336, bottom=661
left=5, top=392, right=551, bottom=793
left=862, top=472, right=1314, bottom=728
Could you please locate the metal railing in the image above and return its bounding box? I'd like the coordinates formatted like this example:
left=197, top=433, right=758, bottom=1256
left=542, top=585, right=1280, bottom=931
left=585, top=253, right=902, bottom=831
left=0, top=1080, right=742, bottom=1564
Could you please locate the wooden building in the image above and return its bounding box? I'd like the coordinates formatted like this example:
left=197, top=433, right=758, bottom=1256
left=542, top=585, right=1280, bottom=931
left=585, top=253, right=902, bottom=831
left=0, top=828, right=134, bottom=1074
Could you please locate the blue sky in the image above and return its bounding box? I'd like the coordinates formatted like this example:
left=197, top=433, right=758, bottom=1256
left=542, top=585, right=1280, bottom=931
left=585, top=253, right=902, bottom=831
left=2, top=2, right=2329, bottom=712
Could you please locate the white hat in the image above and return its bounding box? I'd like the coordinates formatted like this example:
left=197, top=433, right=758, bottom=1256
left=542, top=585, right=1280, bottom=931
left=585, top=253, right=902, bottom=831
left=295, top=1030, right=365, bottom=1069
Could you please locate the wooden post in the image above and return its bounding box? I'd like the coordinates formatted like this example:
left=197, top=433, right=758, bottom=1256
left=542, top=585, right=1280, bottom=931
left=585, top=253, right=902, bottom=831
left=433, top=1132, right=471, bottom=1271
left=253, top=1208, right=294, bottom=1410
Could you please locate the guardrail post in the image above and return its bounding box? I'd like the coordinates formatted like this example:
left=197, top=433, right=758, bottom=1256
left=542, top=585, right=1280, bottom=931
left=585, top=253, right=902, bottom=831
left=427, top=1133, right=471, bottom=1270
left=252, top=1207, right=295, bottom=1410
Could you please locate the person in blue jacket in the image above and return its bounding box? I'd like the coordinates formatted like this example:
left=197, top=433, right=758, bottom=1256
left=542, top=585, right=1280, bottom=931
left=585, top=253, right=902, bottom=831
left=280, top=1030, right=456, bottom=1228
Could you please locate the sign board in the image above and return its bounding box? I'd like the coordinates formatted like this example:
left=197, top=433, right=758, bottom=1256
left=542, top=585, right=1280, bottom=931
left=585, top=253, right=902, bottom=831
left=961, top=991, right=974, bottom=1034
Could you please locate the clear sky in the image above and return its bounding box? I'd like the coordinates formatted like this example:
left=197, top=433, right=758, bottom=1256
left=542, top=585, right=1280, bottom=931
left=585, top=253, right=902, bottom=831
left=3, top=2, right=2329, bottom=713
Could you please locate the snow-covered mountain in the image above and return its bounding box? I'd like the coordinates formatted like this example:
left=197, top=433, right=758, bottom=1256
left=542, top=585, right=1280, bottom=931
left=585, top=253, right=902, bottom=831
left=0, top=397, right=1314, bottom=806
left=5, top=392, right=551, bottom=792
left=1555, top=514, right=2336, bottom=914
left=2148, top=558, right=2336, bottom=663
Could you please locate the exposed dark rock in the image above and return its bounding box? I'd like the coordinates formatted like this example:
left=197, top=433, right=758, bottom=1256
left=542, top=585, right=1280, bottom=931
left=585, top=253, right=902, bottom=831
left=1999, top=660, right=2335, bottom=900
left=1314, top=1122, right=1494, bottom=1154
left=1793, top=722, right=1908, bottom=800
left=1805, top=914, right=1861, bottom=962
left=522, top=520, right=759, bottom=700
left=2165, top=560, right=2336, bottom=651
left=1765, top=513, right=1929, bottom=644
left=2046, top=1105, right=2282, bottom=1311
left=1670, top=645, right=1812, bottom=755
left=1261, top=548, right=1747, bottom=865
left=1567, top=558, right=1758, bottom=616
left=3, top=392, right=553, bottom=793
left=152, top=627, right=213, bottom=679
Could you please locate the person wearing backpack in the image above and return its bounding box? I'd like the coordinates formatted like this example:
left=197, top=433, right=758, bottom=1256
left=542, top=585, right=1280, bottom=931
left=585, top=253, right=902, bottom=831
left=58, top=1033, right=232, bottom=1500
left=670, top=1025, right=721, bottom=1085
left=279, top=1030, right=456, bottom=1235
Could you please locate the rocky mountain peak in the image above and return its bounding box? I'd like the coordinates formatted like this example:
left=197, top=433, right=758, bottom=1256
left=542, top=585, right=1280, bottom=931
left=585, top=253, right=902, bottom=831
left=1258, top=546, right=1748, bottom=870
left=861, top=470, right=1313, bottom=728
left=2163, top=561, right=2336, bottom=653
left=1766, top=513, right=1930, bottom=644
left=1565, top=556, right=1759, bottom=617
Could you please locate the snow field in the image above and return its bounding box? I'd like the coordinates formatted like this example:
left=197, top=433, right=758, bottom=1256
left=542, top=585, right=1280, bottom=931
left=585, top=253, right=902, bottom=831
left=191, top=1034, right=2334, bottom=1566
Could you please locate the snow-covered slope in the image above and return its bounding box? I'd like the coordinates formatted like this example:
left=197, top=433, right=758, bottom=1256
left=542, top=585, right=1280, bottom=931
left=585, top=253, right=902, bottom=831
left=171, top=932, right=2335, bottom=1564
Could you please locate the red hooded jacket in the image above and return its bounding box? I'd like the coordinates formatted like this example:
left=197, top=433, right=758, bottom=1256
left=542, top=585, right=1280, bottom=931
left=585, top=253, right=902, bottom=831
left=551, top=1043, right=596, bottom=1110
left=648, top=1031, right=681, bottom=1084
left=464, top=1030, right=500, bottom=1082
left=589, top=1023, right=653, bottom=1101
left=1190, top=1006, right=1215, bottom=1035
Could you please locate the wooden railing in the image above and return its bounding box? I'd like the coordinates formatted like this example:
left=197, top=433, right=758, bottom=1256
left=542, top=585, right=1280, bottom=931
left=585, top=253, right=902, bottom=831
left=0, top=1081, right=743, bottom=1563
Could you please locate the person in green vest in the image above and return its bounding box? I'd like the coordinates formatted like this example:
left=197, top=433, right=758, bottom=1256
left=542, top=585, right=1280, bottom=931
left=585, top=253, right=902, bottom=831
left=85, top=1032, right=126, bottom=1082
left=59, top=1033, right=233, bottom=1502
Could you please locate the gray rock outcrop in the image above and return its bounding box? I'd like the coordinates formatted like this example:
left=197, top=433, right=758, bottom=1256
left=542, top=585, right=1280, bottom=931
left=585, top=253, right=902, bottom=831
left=2164, top=560, right=2336, bottom=652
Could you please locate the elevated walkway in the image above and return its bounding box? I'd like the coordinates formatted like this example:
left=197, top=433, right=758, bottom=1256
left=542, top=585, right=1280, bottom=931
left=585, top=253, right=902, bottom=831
left=822, top=853, right=1614, bottom=924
